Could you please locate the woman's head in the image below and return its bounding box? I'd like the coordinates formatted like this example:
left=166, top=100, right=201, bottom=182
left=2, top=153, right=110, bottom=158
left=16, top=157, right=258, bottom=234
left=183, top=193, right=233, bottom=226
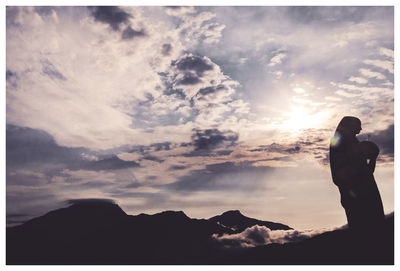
left=336, top=116, right=362, bottom=136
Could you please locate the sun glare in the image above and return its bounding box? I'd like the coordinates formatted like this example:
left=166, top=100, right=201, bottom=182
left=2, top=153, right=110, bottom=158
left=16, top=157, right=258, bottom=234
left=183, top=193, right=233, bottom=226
left=281, top=106, right=327, bottom=132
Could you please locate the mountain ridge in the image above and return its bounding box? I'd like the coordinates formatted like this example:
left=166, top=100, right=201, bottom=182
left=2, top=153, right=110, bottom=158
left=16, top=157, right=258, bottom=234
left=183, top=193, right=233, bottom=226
left=6, top=201, right=393, bottom=264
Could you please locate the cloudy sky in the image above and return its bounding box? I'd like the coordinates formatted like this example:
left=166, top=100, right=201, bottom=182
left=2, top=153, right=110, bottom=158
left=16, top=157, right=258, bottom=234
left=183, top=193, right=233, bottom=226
left=6, top=6, right=394, bottom=230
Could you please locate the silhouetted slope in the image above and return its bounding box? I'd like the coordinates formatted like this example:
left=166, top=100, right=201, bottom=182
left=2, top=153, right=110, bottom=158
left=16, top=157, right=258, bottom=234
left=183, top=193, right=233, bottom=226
left=212, top=214, right=394, bottom=265
left=209, top=210, right=292, bottom=232
left=7, top=202, right=233, bottom=264
left=6, top=202, right=393, bottom=264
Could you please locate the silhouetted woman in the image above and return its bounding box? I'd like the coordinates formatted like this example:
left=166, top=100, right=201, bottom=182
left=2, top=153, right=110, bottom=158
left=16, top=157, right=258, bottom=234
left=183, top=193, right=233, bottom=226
left=329, top=116, right=385, bottom=234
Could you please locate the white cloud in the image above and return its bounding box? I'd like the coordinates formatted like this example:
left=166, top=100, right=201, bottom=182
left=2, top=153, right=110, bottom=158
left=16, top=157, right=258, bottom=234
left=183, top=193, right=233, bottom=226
left=379, top=47, right=394, bottom=59
left=335, top=90, right=361, bottom=98
left=324, top=96, right=342, bottom=102
left=171, top=9, right=226, bottom=46
left=359, top=68, right=386, bottom=79
left=165, top=6, right=196, bottom=17
left=348, top=76, right=368, bottom=84
left=363, top=59, right=394, bottom=74
left=292, top=97, right=311, bottom=104
left=268, top=53, right=287, bottom=67
left=6, top=7, right=243, bottom=150
left=212, top=224, right=332, bottom=248
left=293, top=88, right=305, bottom=93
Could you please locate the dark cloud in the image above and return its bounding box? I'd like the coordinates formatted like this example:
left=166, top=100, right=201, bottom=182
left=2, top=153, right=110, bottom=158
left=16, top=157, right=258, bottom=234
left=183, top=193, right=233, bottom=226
left=161, top=43, right=172, bottom=56
left=150, top=142, right=172, bottom=151
left=175, top=55, right=213, bottom=76
left=6, top=125, right=140, bottom=172
left=167, top=161, right=274, bottom=192
left=192, top=128, right=238, bottom=151
left=142, top=155, right=164, bottom=163
left=6, top=69, right=16, bottom=80
left=358, top=124, right=394, bottom=158
left=181, top=129, right=238, bottom=157
left=249, top=143, right=300, bottom=154
left=163, top=87, right=187, bottom=99
left=372, top=125, right=394, bottom=157
left=6, top=124, right=82, bottom=166
left=78, top=156, right=140, bottom=171
left=6, top=188, right=61, bottom=226
left=34, top=6, right=55, bottom=16
left=216, top=150, right=234, bottom=156
left=121, top=26, right=145, bottom=40
left=42, top=61, right=67, bottom=81
left=177, top=73, right=202, bottom=85
left=196, top=84, right=227, bottom=97
left=168, top=165, right=188, bottom=171
left=6, top=6, right=20, bottom=28
left=6, top=170, right=48, bottom=187
left=88, top=6, right=132, bottom=31
left=6, top=214, right=30, bottom=226
left=6, top=70, right=18, bottom=88
left=286, top=6, right=393, bottom=25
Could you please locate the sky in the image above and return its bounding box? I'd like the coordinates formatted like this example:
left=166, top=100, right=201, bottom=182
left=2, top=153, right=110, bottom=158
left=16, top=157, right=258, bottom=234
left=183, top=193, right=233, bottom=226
left=5, top=6, right=394, bottom=230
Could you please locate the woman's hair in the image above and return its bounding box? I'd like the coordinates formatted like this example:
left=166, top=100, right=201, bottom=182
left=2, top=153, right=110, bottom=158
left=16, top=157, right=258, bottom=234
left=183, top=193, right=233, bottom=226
left=335, top=116, right=361, bottom=135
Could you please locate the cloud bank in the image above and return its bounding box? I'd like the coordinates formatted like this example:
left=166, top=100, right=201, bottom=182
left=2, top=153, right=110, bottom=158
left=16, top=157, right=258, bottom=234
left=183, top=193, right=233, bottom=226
left=213, top=225, right=331, bottom=248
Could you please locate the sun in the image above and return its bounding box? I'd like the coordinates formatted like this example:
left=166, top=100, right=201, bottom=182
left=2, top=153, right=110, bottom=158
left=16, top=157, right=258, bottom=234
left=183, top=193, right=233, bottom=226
left=281, top=105, right=328, bottom=132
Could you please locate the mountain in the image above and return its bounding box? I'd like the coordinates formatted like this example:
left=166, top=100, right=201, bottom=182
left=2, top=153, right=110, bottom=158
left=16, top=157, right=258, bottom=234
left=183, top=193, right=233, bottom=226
left=209, top=210, right=292, bottom=232
left=6, top=201, right=393, bottom=264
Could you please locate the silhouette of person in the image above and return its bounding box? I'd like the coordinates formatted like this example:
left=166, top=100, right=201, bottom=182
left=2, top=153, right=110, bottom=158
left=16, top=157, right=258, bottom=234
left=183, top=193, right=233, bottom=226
left=329, top=116, right=385, bottom=235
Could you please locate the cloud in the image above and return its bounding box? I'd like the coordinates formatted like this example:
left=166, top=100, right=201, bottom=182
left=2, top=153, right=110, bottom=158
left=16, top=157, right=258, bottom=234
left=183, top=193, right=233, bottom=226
left=175, top=54, right=214, bottom=76
left=6, top=124, right=82, bottom=166
left=335, top=89, right=361, bottom=98
left=249, top=143, right=301, bottom=155
left=177, top=73, right=202, bottom=85
left=42, top=60, right=67, bottom=81
left=293, top=88, right=305, bottom=93
left=379, top=47, right=394, bottom=58
left=161, top=43, right=172, bottom=56
left=166, top=7, right=225, bottom=45
left=348, top=76, right=368, bottom=84
left=6, top=69, right=18, bottom=88
left=168, top=165, right=188, bottom=171
left=165, top=6, right=196, bottom=16
left=359, top=68, right=386, bottom=80
left=363, top=59, right=394, bottom=74
left=77, top=156, right=140, bottom=171
left=167, top=161, right=274, bottom=192
left=212, top=224, right=331, bottom=248
left=268, top=52, right=287, bottom=67
left=359, top=124, right=394, bottom=158
left=34, top=6, right=56, bottom=17
left=88, top=6, right=132, bottom=31
left=192, top=128, right=238, bottom=151
left=6, top=124, right=140, bottom=172
left=197, top=85, right=227, bottom=96
left=285, top=6, right=391, bottom=25
left=121, top=26, right=145, bottom=40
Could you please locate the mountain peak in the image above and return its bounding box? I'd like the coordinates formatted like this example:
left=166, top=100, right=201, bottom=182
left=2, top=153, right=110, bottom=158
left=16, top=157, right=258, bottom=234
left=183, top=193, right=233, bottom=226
left=65, top=198, right=127, bottom=217
left=21, top=199, right=127, bottom=228
left=221, top=210, right=243, bottom=216
left=156, top=210, right=189, bottom=219
left=209, top=210, right=292, bottom=232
